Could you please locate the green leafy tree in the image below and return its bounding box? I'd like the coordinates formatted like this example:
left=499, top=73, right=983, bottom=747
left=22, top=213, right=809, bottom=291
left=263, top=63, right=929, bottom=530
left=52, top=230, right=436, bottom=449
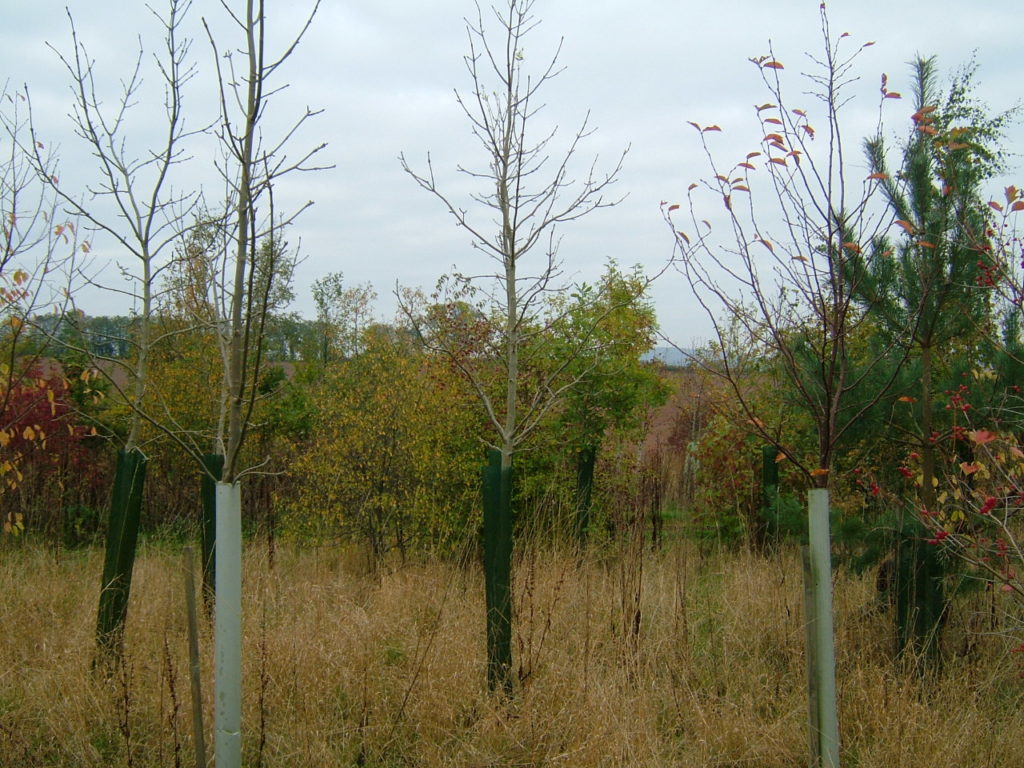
left=549, top=263, right=666, bottom=544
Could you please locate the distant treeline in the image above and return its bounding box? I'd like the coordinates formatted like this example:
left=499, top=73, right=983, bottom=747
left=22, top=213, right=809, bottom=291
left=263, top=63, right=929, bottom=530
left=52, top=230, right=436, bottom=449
left=26, top=311, right=354, bottom=363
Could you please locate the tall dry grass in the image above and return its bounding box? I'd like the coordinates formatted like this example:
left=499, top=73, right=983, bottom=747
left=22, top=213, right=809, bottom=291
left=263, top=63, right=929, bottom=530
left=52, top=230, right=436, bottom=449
left=1, top=537, right=1022, bottom=767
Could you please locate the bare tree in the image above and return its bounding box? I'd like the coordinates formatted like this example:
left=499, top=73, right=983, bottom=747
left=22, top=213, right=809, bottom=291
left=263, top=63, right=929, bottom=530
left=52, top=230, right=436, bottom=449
left=201, top=1, right=327, bottom=764
left=12, top=0, right=203, bottom=664
left=401, top=0, right=627, bottom=695
left=665, top=9, right=901, bottom=767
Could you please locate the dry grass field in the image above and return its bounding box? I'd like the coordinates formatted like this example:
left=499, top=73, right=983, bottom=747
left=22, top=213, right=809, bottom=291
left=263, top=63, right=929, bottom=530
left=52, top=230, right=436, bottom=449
left=2, top=537, right=1023, bottom=767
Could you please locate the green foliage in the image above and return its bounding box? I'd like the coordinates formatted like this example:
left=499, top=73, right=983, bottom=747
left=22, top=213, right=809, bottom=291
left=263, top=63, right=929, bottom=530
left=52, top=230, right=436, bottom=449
left=286, top=328, right=482, bottom=560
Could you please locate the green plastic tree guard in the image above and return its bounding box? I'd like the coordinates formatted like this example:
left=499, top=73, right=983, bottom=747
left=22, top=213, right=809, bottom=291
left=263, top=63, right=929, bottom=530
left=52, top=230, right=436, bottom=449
left=483, top=447, right=513, bottom=696
left=201, top=453, right=224, bottom=612
left=95, top=448, right=148, bottom=663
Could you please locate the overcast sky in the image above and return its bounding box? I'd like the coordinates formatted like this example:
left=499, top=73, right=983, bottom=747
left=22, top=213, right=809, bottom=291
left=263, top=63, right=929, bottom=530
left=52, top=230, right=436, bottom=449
left=2, top=1, right=1021, bottom=347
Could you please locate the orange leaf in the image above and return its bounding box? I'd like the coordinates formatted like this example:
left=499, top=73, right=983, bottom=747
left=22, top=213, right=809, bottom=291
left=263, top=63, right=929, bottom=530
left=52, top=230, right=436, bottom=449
left=763, top=133, right=784, bottom=143
left=989, top=201, right=1004, bottom=212
left=1006, top=185, right=1019, bottom=204
left=759, top=238, right=774, bottom=253
left=746, top=152, right=762, bottom=160
left=866, top=172, right=888, bottom=181
left=897, top=395, right=916, bottom=403
left=960, top=462, right=981, bottom=475
left=723, top=195, right=732, bottom=211
left=769, top=157, right=787, bottom=166
left=763, top=61, right=784, bottom=70
left=667, top=204, right=680, bottom=212
left=801, top=124, right=815, bottom=137
left=810, top=468, right=830, bottom=477
left=1012, top=201, right=1024, bottom=212
left=687, top=121, right=702, bottom=131
left=688, top=183, right=698, bottom=191
left=738, top=162, right=756, bottom=170
left=733, top=184, right=750, bottom=192
left=704, top=125, right=722, bottom=132
left=792, top=109, right=807, bottom=117
left=916, top=241, right=936, bottom=249
left=756, top=103, right=777, bottom=112
left=896, top=219, right=915, bottom=233
left=969, top=429, right=998, bottom=445
left=763, top=117, right=783, bottom=125
left=676, top=231, right=690, bottom=245
left=884, top=92, right=902, bottom=99
left=775, top=452, right=786, bottom=463
left=917, top=125, right=938, bottom=135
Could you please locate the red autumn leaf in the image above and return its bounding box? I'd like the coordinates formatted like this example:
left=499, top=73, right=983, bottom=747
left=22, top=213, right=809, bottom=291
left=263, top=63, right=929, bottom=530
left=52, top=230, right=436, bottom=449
left=810, top=468, right=829, bottom=477
left=885, top=92, right=902, bottom=99
left=917, top=125, right=939, bottom=135
left=667, top=204, right=680, bottom=212
left=801, top=124, right=815, bottom=138
left=1006, top=185, right=1019, bottom=203
left=763, top=61, right=784, bottom=70
left=676, top=231, right=690, bottom=245
left=1012, top=201, right=1024, bottom=212
left=715, top=174, right=730, bottom=182
left=763, top=133, right=784, bottom=143
left=688, top=183, right=698, bottom=191
left=960, top=462, right=980, bottom=475
left=746, top=151, right=761, bottom=159
left=704, top=125, right=722, bottom=132
left=738, top=162, right=756, bottom=170
left=769, top=157, right=787, bottom=166
left=989, top=201, right=1004, bottom=212
left=763, top=117, right=783, bottom=125
left=969, top=429, right=998, bottom=444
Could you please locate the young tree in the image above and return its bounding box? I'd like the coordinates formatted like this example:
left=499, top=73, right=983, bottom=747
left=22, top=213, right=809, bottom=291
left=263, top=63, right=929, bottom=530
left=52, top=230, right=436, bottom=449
left=401, top=0, right=626, bottom=695
left=548, top=262, right=665, bottom=545
left=847, top=57, right=1008, bottom=664
left=202, top=1, right=326, bottom=765
left=15, top=0, right=202, bottom=664
left=666, top=9, right=899, bottom=766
